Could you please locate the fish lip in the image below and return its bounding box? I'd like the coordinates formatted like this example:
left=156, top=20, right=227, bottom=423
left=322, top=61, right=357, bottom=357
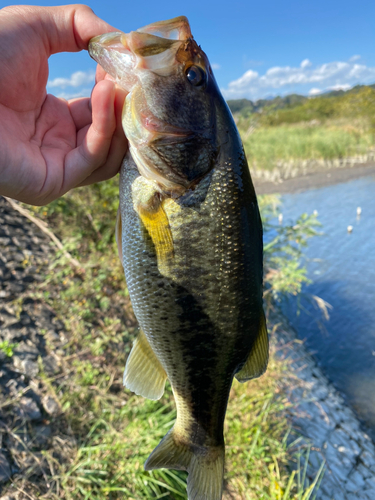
left=88, top=31, right=128, bottom=56
left=136, top=15, right=192, bottom=40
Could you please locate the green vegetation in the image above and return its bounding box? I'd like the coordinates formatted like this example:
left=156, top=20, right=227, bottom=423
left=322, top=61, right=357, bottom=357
left=260, top=196, right=320, bottom=302
left=231, top=85, right=375, bottom=176
left=0, top=340, right=17, bottom=358
left=241, top=119, right=373, bottom=173
left=17, top=181, right=322, bottom=499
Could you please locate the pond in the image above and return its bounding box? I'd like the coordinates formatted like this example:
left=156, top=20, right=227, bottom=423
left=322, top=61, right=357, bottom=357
left=278, top=174, right=375, bottom=441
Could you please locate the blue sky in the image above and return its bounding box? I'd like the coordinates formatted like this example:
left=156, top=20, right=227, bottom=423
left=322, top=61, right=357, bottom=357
left=2, top=0, right=375, bottom=100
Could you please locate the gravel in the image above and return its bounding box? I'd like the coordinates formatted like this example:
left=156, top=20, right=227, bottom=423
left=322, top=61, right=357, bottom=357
left=273, top=308, right=375, bottom=499
left=0, top=196, right=74, bottom=497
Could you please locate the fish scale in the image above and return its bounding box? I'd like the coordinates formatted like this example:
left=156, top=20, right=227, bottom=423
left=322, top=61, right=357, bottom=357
left=89, top=15, right=268, bottom=500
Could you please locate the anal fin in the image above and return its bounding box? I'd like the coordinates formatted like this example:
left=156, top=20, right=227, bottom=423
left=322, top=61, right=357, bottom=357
left=123, top=329, right=167, bottom=400
left=235, top=310, right=269, bottom=382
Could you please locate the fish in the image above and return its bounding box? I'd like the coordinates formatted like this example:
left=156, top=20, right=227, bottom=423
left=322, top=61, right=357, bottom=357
left=89, top=16, right=268, bottom=500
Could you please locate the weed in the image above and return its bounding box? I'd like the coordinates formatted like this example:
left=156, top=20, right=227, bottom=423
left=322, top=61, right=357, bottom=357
left=0, top=340, right=18, bottom=358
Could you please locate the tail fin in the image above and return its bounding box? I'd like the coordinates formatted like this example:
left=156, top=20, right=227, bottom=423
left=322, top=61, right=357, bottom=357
left=144, top=428, right=224, bottom=500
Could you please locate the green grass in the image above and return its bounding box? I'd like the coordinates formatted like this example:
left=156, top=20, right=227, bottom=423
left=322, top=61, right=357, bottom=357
left=55, top=352, right=322, bottom=500
left=238, top=119, right=374, bottom=173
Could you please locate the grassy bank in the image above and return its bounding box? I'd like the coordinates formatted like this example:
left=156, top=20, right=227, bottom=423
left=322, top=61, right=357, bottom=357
left=5, top=180, right=321, bottom=499
left=233, top=86, right=375, bottom=178
left=239, top=118, right=374, bottom=174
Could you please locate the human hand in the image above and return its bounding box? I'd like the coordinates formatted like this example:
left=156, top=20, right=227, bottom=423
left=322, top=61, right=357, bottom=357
left=0, top=4, right=127, bottom=205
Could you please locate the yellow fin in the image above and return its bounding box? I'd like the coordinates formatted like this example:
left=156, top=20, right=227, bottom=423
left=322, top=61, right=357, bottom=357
left=131, top=176, right=174, bottom=267
left=123, top=330, right=167, bottom=400
left=115, top=209, right=123, bottom=265
left=235, top=311, right=269, bottom=382
left=145, top=428, right=224, bottom=500
left=137, top=201, right=174, bottom=264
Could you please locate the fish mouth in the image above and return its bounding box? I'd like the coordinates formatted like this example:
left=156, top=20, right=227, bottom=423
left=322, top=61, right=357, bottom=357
left=89, top=17, right=214, bottom=195
left=88, top=16, right=194, bottom=88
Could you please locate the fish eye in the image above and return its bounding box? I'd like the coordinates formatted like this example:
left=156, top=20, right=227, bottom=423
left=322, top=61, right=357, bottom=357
left=185, top=65, right=206, bottom=86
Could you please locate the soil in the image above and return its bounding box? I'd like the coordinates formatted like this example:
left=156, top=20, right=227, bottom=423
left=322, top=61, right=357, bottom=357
left=253, top=162, right=375, bottom=195
left=0, top=196, right=75, bottom=499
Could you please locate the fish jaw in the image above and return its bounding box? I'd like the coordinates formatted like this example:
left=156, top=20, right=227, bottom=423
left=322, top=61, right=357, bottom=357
left=89, top=19, right=218, bottom=196
left=88, top=32, right=138, bottom=91
left=88, top=16, right=191, bottom=89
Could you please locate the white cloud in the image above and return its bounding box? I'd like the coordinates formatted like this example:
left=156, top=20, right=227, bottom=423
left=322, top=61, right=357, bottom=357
left=48, top=70, right=95, bottom=89
left=349, top=55, right=361, bottom=62
left=52, top=88, right=92, bottom=100
left=222, top=59, right=375, bottom=100
left=301, top=59, right=312, bottom=69
left=211, top=63, right=221, bottom=70
left=309, top=88, right=322, bottom=96
left=328, top=83, right=351, bottom=92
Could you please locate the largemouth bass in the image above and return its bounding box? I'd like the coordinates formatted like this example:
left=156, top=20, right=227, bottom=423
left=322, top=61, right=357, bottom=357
left=89, top=16, right=268, bottom=500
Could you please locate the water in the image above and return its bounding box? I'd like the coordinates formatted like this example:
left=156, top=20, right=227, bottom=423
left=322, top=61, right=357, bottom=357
left=279, top=175, right=375, bottom=440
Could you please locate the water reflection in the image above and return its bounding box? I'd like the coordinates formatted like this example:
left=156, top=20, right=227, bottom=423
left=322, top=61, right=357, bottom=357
left=279, top=175, right=375, bottom=440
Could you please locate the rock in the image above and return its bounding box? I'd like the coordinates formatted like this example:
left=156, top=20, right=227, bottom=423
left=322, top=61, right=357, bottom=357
left=0, top=452, right=11, bottom=483
left=364, top=476, right=375, bottom=489
left=348, top=470, right=366, bottom=491
left=33, top=425, right=52, bottom=447
left=13, top=357, right=39, bottom=378
left=45, top=330, right=60, bottom=343
left=14, top=341, right=39, bottom=360
left=42, top=395, right=60, bottom=417
left=16, top=397, right=41, bottom=421
left=360, top=450, right=375, bottom=470
left=5, top=378, right=26, bottom=397
left=42, top=354, right=60, bottom=375
left=13, top=252, right=25, bottom=263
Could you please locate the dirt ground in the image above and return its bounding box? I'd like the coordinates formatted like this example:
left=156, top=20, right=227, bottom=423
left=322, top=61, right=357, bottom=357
left=253, top=162, right=375, bottom=195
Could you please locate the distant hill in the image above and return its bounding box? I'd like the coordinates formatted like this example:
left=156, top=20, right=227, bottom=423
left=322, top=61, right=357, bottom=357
left=227, top=94, right=307, bottom=116
left=227, top=84, right=375, bottom=126
left=227, top=84, right=375, bottom=117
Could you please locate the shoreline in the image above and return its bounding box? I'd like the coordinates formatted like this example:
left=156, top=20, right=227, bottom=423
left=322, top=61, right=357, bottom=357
left=257, top=162, right=375, bottom=498
left=253, top=162, right=375, bottom=195
left=271, top=308, right=375, bottom=500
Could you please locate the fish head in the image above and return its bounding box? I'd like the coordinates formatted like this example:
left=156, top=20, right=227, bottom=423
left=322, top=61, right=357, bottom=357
left=89, top=17, right=223, bottom=195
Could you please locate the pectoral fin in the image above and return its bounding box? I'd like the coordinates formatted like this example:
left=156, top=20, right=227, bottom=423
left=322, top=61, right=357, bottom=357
left=123, top=329, right=167, bottom=400
left=131, top=176, right=174, bottom=268
left=235, top=311, right=269, bottom=382
left=137, top=202, right=174, bottom=264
